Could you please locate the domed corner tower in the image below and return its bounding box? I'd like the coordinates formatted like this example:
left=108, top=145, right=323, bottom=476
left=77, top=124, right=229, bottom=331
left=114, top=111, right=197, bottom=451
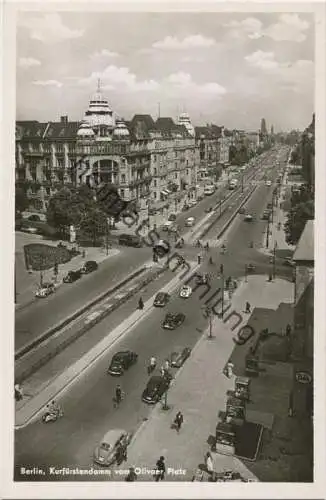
left=77, top=120, right=96, bottom=141
left=112, top=117, right=131, bottom=143
left=178, top=112, right=195, bottom=137
left=83, top=79, right=115, bottom=141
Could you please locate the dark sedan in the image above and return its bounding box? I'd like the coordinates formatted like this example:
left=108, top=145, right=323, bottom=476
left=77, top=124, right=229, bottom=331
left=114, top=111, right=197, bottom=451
left=142, top=375, right=171, bottom=404
left=154, top=292, right=170, bottom=307
left=81, top=260, right=98, bottom=274
left=107, top=351, right=138, bottom=376
left=162, top=312, right=186, bottom=330
left=170, top=347, right=191, bottom=368
left=63, top=270, right=82, bottom=283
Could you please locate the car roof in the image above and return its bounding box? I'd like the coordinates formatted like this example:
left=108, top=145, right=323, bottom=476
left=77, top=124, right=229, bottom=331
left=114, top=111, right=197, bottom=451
left=113, top=351, right=130, bottom=357
left=101, top=429, right=127, bottom=444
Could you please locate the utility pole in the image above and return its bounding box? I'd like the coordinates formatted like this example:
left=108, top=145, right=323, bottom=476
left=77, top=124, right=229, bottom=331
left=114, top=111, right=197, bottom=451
left=273, top=242, right=277, bottom=279
left=105, top=223, right=109, bottom=255
left=219, top=199, right=222, bottom=216
left=265, top=216, right=270, bottom=249
left=241, top=175, right=244, bottom=193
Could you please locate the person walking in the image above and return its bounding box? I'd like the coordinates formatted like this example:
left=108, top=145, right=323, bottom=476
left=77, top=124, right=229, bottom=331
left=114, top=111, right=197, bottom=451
left=154, top=456, right=166, bottom=481
left=197, top=254, right=201, bottom=265
left=205, top=452, right=214, bottom=479
left=286, top=323, right=292, bottom=337
left=245, top=301, right=251, bottom=313
left=114, top=385, right=123, bottom=408
left=14, top=383, right=23, bottom=402
left=125, top=466, right=137, bottom=482
left=138, top=296, right=144, bottom=310
left=173, top=411, right=184, bottom=433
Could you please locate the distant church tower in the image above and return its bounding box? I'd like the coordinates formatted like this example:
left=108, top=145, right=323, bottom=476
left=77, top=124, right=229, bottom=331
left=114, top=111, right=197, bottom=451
left=260, top=118, right=268, bottom=136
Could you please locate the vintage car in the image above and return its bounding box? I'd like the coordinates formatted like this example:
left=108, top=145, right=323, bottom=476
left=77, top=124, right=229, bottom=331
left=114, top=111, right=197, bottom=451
left=162, top=312, right=186, bottom=330
left=179, top=285, right=192, bottom=299
left=35, top=282, right=55, bottom=298
left=93, top=429, right=132, bottom=467
left=170, top=347, right=191, bottom=368
left=107, top=351, right=138, bottom=376
left=142, top=375, right=171, bottom=404
left=63, top=270, right=82, bottom=283
left=153, top=292, right=170, bottom=307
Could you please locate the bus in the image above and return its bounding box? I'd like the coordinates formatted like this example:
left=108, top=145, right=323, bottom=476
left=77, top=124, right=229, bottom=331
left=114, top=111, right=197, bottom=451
left=204, top=184, right=215, bottom=196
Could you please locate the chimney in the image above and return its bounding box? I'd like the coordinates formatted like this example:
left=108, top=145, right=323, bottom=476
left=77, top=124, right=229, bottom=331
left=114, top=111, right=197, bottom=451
left=60, top=115, right=68, bottom=123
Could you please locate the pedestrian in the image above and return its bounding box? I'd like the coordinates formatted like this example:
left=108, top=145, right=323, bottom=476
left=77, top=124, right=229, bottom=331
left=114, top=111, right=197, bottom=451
left=197, top=254, right=201, bottom=265
left=14, top=383, right=23, bottom=402
left=205, top=452, right=214, bottom=478
left=114, top=384, right=123, bottom=407
left=205, top=242, right=209, bottom=251
left=226, top=361, right=234, bottom=378
left=154, top=456, right=166, bottom=481
left=225, top=276, right=231, bottom=289
left=115, top=442, right=127, bottom=465
left=138, top=297, right=144, bottom=310
left=245, top=301, right=251, bottom=313
left=160, top=366, right=165, bottom=377
left=173, top=411, right=184, bottom=433
left=164, top=359, right=170, bottom=371
left=125, top=466, right=137, bottom=482
left=286, top=323, right=292, bottom=337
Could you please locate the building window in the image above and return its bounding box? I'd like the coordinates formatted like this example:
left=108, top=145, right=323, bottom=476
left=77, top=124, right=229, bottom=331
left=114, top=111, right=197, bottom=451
left=121, top=174, right=126, bottom=184
left=153, top=155, right=156, bottom=162
left=153, top=180, right=157, bottom=187
left=154, top=168, right=157, bottom=175
left=175, top=173, right=177, bottom=179
left=154, top=192, right=157, bottom=199
left=120, top=189, right=125, bottom=199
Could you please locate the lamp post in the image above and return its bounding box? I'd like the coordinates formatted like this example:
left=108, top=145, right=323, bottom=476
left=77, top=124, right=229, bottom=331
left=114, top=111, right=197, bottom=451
left=273, top=242, right=277, bottom=279
left=241, top=175, right=244, bottom=193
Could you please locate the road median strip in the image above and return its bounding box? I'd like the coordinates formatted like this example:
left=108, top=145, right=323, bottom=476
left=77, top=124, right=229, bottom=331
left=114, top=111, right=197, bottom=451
left=15, top=265, right=149, bottom=361
left=15, top=266, right=168, bottom=383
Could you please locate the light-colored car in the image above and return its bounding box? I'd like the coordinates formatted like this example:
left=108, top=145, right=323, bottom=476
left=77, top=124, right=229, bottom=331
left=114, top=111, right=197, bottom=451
left=185, top=216, right=195, bottom=227
left=162, top=221, right=173, bottom=231
left=189, top=199, right=197, bottom=207
left=179, top=285, right=192, bottom=298
left=244, top=214, right=254, bottom=222
left=35, top=282, right=55, bottom=298
left=266, top=180, right=272, bottom=186
left=93, top=429, right=132, bottom=467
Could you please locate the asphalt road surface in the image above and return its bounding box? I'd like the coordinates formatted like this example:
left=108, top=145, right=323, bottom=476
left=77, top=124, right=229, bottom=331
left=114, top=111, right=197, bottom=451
left=14, top=154, right=292, bottom=480
left=15, top=165, right=257, bottom=352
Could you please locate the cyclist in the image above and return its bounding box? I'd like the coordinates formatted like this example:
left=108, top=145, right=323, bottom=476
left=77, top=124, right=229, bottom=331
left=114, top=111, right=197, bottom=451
left=115, top=385, right=123, bottom=406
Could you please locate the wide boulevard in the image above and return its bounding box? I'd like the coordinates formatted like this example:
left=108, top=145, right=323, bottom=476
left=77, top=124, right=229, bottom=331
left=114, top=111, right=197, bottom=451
left=15, top=147, right=292, bottom=480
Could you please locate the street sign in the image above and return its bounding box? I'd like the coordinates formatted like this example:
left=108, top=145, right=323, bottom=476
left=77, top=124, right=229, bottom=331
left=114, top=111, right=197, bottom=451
left=295, top=371, right=312, bottom=384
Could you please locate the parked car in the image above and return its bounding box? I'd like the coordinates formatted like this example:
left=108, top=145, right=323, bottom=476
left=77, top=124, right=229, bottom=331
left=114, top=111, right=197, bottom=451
left=35, top=282, right=55, bottom=298
left=189, top=199, right=197, bottom=207
left=63, top=270, right=82, bottom=283
left=107, top=351, right=138, bottom=376
left=185, top=217, right=195, bottom=227
left=170, top=347, right=191, bottom=368
left=179, top=285, right=192, bottom=299
left=266, top=180, right=272, bottom=186
left=81, top=260, right=98, bottom=274
left=93, top=429, right=132, bottom=467
left=168, top=213, right=177, bottom=221
left=262, top=210, right=271, bottom=220
left=142, top=375, right=171, bottom=404
left=23, top=226, right=38, bottom=234
left=153, top=239, right=170, bottom=257
left=195, top=273, right=209, bottom=285
left=238, top=207, right=246, bottom=214
left=244, top=214, right=253, bottom=222
left=182, top=204, right=190, bottom=211
left=169, top=223, right=179, bottom=233
left=205, top=206, right=213, bottom=213
left=153, top=292, right=170, bottom=307
left=162, top=312, right=186, bottom=330
left=118, top=234, right=142, bottom=248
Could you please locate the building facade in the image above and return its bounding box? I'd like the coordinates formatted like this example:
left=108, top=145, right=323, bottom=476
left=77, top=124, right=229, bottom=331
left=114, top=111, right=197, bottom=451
left=16, top=86, right=198, bottom=213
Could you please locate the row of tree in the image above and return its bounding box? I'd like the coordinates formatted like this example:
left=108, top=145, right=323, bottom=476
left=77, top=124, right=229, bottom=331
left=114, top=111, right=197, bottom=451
left=284, top=115, right=315, bottom=245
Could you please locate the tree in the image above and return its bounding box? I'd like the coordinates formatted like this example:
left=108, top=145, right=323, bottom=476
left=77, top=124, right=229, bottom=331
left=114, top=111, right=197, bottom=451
left=46, top=187, right=76, bottom=236
left=15, top=186, right=29, bottom=214
left=79, top=207, right=108, bottom=246
left=284, top=199, right=314, bottom=245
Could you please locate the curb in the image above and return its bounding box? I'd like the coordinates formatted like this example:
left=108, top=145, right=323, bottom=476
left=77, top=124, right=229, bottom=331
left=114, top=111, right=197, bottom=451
left=15, top=266, right=167, bottom=384
left=15, top=264, right=150, bottom=361
left=216, top=186, right=257, bottom=240
left=15, top=262, right=199, bottom=429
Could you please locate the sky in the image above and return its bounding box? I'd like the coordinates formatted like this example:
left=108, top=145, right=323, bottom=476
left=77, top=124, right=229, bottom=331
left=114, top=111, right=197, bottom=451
left=16, top=11, right=315, bottom=132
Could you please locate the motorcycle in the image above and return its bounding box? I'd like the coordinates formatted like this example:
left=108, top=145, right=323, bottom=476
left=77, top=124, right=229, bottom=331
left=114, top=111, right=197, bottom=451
left=42, top=409, right=63, bottom=423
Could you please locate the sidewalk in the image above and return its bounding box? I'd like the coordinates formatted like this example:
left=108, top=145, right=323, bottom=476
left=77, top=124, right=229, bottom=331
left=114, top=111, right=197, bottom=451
left=15, top=231, right=120, bottom=310
left=120, top=275, right=294, bottom=482
left=259, top=172, right=295, bottom=257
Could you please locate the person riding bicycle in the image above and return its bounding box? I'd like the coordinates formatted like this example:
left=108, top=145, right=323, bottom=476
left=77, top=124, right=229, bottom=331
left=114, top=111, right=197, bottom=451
left=48, top=400, right=60, bottom=415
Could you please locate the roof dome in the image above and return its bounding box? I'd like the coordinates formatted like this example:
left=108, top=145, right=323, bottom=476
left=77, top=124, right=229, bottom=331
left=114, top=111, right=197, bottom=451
left=113, top=120, right=130, bottom=137
left=77, top=121, right=95, bottom=137
left=178, top=112, right=195, bottom=137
